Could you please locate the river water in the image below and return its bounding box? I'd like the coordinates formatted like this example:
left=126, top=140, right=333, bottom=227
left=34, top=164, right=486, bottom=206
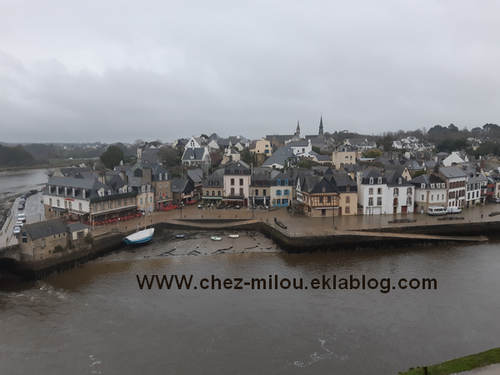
left=1, top=239, right=500, bottom=374
left=1, top=170, right=500, bottom=374
left=0, top=168, right=48, bottom=194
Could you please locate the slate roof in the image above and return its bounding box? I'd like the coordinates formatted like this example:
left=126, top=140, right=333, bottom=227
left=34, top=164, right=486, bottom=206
left=182, top=148, right=206, bottom=161
left=24, top=218, right=67, bottom=241
left=288, top=140, right=309, bottom=147
left=171, top=178, right=191, bottom=193
left=67, top=222, right=89, bottom=232
left=44, top=176, right=110, bottom=200
left=439, top=166, right=468, bottom=179
left=203, top=169, right=224, bottom=187
left=187, top=169, right=204, bottom=184
left=410, top=174, right=446, bottom=189
left=261, top=145, right=295, bottom=168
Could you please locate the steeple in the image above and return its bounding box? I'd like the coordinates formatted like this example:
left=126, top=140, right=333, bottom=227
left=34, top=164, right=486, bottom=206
left=295, top=121, right=300, bottom=137
left=319, top=116, right=324, bottom=135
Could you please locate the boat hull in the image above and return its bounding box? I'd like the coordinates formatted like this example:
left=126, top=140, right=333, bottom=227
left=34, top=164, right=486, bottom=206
left=123, top=228, right=155, bottom=244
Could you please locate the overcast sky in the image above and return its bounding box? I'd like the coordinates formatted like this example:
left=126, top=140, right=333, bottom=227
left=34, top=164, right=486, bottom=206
left=1, top=0, right=500, bottom=144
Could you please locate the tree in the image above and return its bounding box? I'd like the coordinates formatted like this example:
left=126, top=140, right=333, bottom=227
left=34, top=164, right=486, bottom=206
left=100, top=145, right=124, bottom=169
left=158, top=145, right=179, bottom=166
left=210, top=152, right=222, bottom=168
left=312, top=146, right=321, bottom=154
left=376, top=135, right=394, bottom=152
left=200, top=134, right=209, bottom=139
left=362, top=149, right=382, bottom=158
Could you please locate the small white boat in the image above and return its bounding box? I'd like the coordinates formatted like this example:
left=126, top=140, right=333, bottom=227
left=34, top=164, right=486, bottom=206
left=174, top=234, right=186, bottom=238
left=211, top=236, right=222, bottom=241
left=123, top=228, right=155, bottom=244
left=228, top=234, right=239, bottom=238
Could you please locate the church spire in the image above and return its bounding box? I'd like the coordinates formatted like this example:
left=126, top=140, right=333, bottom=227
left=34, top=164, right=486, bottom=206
left=295, top=120, right=300, bottom=137
left=319, top=116, right=324, bottom=135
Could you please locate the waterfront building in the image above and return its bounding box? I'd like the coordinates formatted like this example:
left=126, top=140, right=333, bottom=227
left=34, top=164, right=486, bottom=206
left=270, top=172, right=293, bottom=208
left=409, top=174, right=447, bottom=213
left=463, top=167, right=488, bottom=207
left=202, top=169, right=224, bottom=204
left=357, top=169, right=414, bottom=215
left=326, top=171, right=358, bottom=215
left=43, top=173, right=138, bottom=224
left=249, top=170, right=272, bottom=207
left=222, top=161, right=252, bottom=206
left=438, top=166, right=467, bottom=208
left=295, top=174, right=339, bottom=217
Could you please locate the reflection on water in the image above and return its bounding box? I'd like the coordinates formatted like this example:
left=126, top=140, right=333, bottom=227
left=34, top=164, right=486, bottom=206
left=1, top=241, right=500, bottom=374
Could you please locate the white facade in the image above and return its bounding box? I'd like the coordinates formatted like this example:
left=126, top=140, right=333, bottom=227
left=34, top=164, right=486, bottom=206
left=223, top=174, right=251, bottom=199
left=415, top=185, right=447, bottom=213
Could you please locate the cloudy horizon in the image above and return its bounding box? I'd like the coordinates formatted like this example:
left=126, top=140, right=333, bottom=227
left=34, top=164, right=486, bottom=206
left=1, top=0, right=500, bottom=144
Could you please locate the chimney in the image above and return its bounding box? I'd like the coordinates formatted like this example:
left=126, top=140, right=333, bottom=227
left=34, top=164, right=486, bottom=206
left=143, top=167, right=152, bottom=184
left=120, top=170, right=128, bottom=184
left=98, top=171, right=106, bottom=185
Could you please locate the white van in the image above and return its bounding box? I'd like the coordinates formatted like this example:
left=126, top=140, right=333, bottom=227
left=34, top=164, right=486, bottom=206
left=447, top=206, right=462, bottom=214
left=427, top=206, right=447, bottom=216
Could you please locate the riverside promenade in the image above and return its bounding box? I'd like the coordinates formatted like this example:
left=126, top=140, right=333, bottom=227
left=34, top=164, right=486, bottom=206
left=86, top=202, right=499, bottom=240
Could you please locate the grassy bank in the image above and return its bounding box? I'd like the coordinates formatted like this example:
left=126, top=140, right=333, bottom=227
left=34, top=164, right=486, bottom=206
left=400, top=347, right=500, bottom=375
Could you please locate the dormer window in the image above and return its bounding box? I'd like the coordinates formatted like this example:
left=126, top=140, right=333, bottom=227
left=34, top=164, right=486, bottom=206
left=230, top=169, right=234, bottom=175
left=430, top=183, right=435, bottom=189
left=378, top=177, right=382, bottom=184
left=141, top=186, right=146, bottom=193
left=398, top=178, right=402, bottom=185
left=159, top=174, right=162, bottom=181
left=421, top=183, right=425, bottom=189
left=369, top=178, right=374, bottom=185
left=277, top=179, right=281, bottom=186
left=108, top=190, right=111, bottom=195
left=285, top=179, right=289, bottom=186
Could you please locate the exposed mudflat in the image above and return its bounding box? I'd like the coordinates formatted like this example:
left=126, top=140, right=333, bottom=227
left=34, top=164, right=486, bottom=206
left=102, top=229, right=283, bottom=262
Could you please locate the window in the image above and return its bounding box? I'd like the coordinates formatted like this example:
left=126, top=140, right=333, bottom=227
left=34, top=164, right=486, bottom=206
left=369, top=188, right=374, bottom=195
left=368, top=198, right=373, bottom=206
left=277, top=190, right=282, bottom=196
left=346, top=196, right=350, bottom=204
left=108, top=202, right=112, bottom=209
left=431, top=195, right=433, bottom=201
left=377, top=188, right=382, bottom=195
left=394, top=188, right=399, bottom=196
left=430, top=183, right=435, bottom=189
left=263, top=189, right=267, bottom=196
left=421, top=183, right=425, bottom=189
left=407, top=197, right=412, bottom=205
left=140, top=198, right=143, bottom=204
left=398, top=178, right=402, bottom=184
left=369, top=178, right=374, bottom=185
left=284, top=189, right=289, bottom=196
left=101, top=203, right=104, bottom=210
left=345, top=207, right=350, bottom=214
left=378, top=177, right=382, bottom=184
left=212, top=191, right=215, bottom=196
left=240, top=178, right=243, bottom=186
left=150, top=197, right=153, bottom=203
left=231, top=178, right=235, bottom=186
left=94, top=204, right=97, bottom=212
left=377, top=197, right=382, bottom=205
left=285, top=179, right=289, bottom=186
left=239, top=188, right=243, bottom=196
left=206, top=191, right=209, bottom=196
left=346, top=185, right=350, bottom=192
left=277, top=179, right=281, bottom=186
left=218, top=191, right=221, bottom=196
left=230, top=169, right=234, bottom=175
left=231, top=188, right=235, bottom=195
left=319, top=196, right=323, bottom=203
left=407, top=188, right=412, bottom=195
left=322, top=187, right=326, bottom=193
left=421, top=194, right=424, bottom=200
left=327, top=196, right=331, bottom=203
left=240, top=170, right=243, bottom=175
left=49, top=198, right=52, bottom=206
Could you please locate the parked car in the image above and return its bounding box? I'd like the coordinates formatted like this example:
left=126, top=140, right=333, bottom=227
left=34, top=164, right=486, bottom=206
left=13, top=225, right=21, bottom=235
left=447, top=207, right=462, bottom=214
left=18, top=213, right=26, bottom=223
left=17, top=203, right=25, bottom=210
left=492, top=197, right=500, bottom=203
left=427, top=206, right=447, bottom=216
left=15, top=220, right=24, bottom=227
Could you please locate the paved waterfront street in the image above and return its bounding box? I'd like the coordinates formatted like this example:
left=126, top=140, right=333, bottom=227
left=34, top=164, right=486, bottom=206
left=82, top=201, right=500, bottom=240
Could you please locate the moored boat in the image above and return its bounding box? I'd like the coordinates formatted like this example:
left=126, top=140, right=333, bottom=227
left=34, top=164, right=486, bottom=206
left=211, top=236, right=222, bottom=241
left=228, top=234, right=239, bottom=238
left=174, top=234, right=186, bottom=238
left=123, top=228, right=155, bottom=245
